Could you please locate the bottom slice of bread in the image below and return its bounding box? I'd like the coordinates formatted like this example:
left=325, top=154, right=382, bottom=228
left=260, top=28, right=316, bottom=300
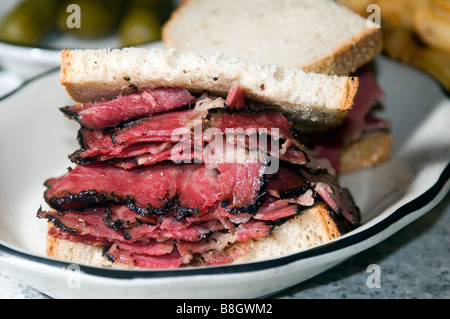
left=46, top=232, right=135, bottom=269
left=46, top=203, right=341, bottom=269
left=234, top=203, right=339, bottom=263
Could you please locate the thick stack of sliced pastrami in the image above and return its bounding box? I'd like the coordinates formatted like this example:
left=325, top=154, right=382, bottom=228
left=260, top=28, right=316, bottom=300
left=38, top=86, right=360, bottom=268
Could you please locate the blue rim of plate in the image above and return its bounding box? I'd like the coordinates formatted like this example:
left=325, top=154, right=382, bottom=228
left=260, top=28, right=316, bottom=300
left=0, top=66, right=449, bottom=280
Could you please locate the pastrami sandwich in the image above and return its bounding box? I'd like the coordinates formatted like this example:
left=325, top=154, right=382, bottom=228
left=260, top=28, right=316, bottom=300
left=163, top=0, right=392, bottom=173
left=38, top=48, right=361, bottom=269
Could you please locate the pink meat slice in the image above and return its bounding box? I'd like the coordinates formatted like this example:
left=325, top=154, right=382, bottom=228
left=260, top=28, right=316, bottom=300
left=60, top=88, right=196, bottom=129
left=44, top=162, right=220, bottom=214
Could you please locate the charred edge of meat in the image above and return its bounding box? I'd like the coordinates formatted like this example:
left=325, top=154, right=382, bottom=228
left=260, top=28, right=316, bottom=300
left=221, top=176, right=269, bottom=215
left=125, top=197, right=147, bottom=216
left=175, top=204, right=198, bottom=222
left=337, top=206, right=361, bottom=228
left=101, top=246, right=109, bottom=257
left=102, top=209, right=136, bottom=240
left=102, top=246, right=116, bottom=263
left=327, top=201, right=361, bottom=228
left=77, top=126, right=114, bottom=150
left=122, top=229, right=131, bottom=240
left=109, top=129, right=118, bottom=144
left=47, top=190, right=201, bottom=221
left=333, top=207, right=361, bottom=229
left=124, top=198, right=164, bottom=216
left=262, top=205, right=303, bottom=235
left=191, top=231, right=215, bottom=243
left=265, top=218, right=288, bottom=229
left=147, top=198, right=177, bottom=215
left=303, top=149, right=310, bottom=163
left=36, top=206, right=45, bottom=219
left=136, top=218, right=156, bottom=226
left=46, top=191, right=141, bottom=214
left=47, top=190, right=123, bottom=210
left=278, top=186, right=311, bottom=200
left=125, top=197, right=197, bottom=220
left=44, top=214, right=78, bottom=234
left=60, top=106, right=81, bottom=124
left=224, top=102, right=233, bottom=113
left=70, top=151, right=137, bottom=166
left=323, top=204, right=358, bottom=234
left=105, top=252, right=116, bottom=263
left=113, top=117, right=147, bottom=131
left=69, top=151, right=97, bottom=165
left=343, top=187, right=361, bottom=227
left=264, top=204, right=304, bottom=229
left=259, top=222, right=276, bottom=238
left=103, top=208, right=123, bottom=232
left=76, top=128, right=86, bottom=150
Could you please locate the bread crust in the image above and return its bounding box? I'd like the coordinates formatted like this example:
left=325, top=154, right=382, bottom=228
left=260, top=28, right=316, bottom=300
left=60, top=49, right=72, bottom=88
left=46, top=224, right=59, bottom=258
left=300, top=27, right=383, bottom=76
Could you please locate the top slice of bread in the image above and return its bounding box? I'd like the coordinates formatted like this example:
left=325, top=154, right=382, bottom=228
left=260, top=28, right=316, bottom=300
left=162, top=0, right=383, bottom=76
left=60, top=48, right=358, bottom=132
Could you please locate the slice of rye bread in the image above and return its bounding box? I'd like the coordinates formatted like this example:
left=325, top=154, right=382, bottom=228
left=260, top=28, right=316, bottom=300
left=162, top=0, right=383, bottom=76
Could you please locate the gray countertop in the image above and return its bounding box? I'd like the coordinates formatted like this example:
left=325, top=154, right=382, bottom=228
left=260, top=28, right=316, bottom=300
left=1, top=193, right=449, bottom=299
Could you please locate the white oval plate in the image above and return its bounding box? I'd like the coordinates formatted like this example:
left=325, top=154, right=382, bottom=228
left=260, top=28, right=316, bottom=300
left=0, top=56, right=448, bottom=299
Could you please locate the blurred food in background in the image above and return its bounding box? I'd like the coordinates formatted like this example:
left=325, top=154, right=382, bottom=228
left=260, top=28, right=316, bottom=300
left=56, top=0, right=124, bottom=38
left=337, top=0, right=450, bottom=91
left=0, top=0, right=174, bottom=47
left=0, top=0, right=60, bottom=46
left=119, top=0, right=168, bottom=47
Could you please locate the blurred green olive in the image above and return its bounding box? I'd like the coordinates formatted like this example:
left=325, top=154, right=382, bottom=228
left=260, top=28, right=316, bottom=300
left=0, top=0, right=175, bottom=46
left=0, top=0, right=61, bottom=45
left=132, top=0, right=164, bottom=7
left=56, top=0, right=123, bottom=38
left=119, top=8, right=162, bottom=47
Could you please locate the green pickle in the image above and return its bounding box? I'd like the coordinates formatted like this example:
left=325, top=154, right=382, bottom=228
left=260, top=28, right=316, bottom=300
left=0, top=0, right=175, bottom=46
left=0, top=0, right=61, bottom=45
left=119, top=8, right=162, bottom=46
left=119, top=0, right=174, bottom=46
left=56, top=0, right=123, bottom=38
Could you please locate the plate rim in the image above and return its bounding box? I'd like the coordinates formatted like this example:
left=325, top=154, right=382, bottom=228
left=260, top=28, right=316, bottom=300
left=0, top=58, right=449, bottom=280
left=0, top=66, right=60, bottom=101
